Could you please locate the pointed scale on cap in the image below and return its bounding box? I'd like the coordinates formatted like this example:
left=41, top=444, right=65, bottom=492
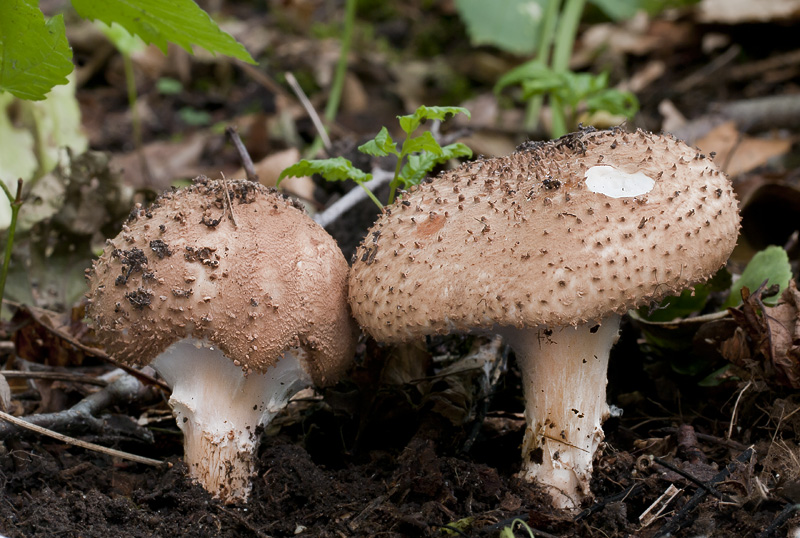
left=349, top=128, right=740, bottom=341
left=87, top=177, right=356, bottom=386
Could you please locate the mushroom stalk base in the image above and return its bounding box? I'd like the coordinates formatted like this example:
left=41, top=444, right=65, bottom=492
left=500, top=315, right=621, bottom=509
left=151, top=339, right=312, bottom=503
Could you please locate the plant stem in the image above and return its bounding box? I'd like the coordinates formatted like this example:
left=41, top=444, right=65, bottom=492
left=357, top=181, right=384, bottom=209
left=325, top=0, right=356, bottom=124
left=303, top=0, right=357, bottom=159
left=523, top=0, right=562, bottom=132
left=387, top=144, right=407, bottom=205
left=0, top=179, right=24, bottom=309
left=551, top=0, right=585, bottom=72
left=549, top=0, right=585, bottom=136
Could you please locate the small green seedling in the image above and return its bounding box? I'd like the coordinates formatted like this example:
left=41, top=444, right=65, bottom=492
left=498, top=518, right=536, bottom=538
left=279, top=105, right=472, bottom=208
left=495, top=61, right=638, bottom=134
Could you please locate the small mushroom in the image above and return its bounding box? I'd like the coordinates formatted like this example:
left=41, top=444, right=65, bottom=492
left=348, top=128, right=740, bottom=508
left=87, top=177, right=357, bottom=503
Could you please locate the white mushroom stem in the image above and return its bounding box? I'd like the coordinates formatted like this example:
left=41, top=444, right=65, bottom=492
left=151, top=338, right=312, bottom=503
left=499, top=315, right=621, bottom=509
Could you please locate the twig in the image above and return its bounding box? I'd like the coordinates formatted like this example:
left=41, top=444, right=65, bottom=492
left=235, top=60, right=289, bottom=98
left=7, top=302, right=169, bottom=392
left=651, top=457, right=727, bottom=500
left=653, top=446, right=755, bottom=537
left=225, top=126, right=258, bottom=183
left=313, top=168, right=393, bottom=229
left=574, top=483, right=645, bottom=522
left=728, top=380, right=752, bottom=440
left=755, top=501, right=800, bottom=538
left=285, top=71, right=332, bottom=151
left=0, top=179, right=24, bottom=307
left=0, top=370, right=108, bottom=387
left=0, top=373, right=156, bottom=443
left=670, top=94, right=800, bottom=143
left=220, top=173, right=238, bottom=228
left=0, top=409, right=164, bottom=467
left=653, top=427, right=749, bottom=451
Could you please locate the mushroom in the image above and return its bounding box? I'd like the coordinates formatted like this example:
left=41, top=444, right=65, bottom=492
left=86, top=177, right=357, bottom=503
left=348, top=128, right=740, bottom=508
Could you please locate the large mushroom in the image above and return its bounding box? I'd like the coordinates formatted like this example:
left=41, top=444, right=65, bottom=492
left=348, top=128, right=740, bottom=508
left=87, top=177, right=357, bottom=503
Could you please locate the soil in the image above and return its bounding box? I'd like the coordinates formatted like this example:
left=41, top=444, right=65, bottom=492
left=3, top=1, right=800, bottom=537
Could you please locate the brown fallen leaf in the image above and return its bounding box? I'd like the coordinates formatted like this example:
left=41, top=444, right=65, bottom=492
left=235, top=148, right=316, bottom=201
left=764, top=280, right=800, bottom=388
left=110, top=132, right=209, bottom=190
left=723, top=281, right=800, bottom=388
left=695, top=121, right=792, bottom=177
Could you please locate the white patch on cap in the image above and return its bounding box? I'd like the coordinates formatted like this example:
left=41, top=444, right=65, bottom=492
left=585, top=165, right=655, bottom=198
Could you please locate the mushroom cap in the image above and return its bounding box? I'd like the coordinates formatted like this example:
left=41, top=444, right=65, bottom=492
left=349, top=128, right=740, bottom=342
left=87, top=177, right=357, bottom=386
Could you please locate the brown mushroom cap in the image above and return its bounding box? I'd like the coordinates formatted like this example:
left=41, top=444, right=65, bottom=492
left=87, top=177, right=356, bottom=386
left=349, top=128, right=740, bottom=341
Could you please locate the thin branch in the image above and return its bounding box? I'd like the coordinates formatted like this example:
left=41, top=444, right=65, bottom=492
left=0, top=373, right=165, bottom=467
left=225, top=126, right=258, bottom=183
left=1, top=370, right=108, bottom=387
left=285, top=71, right=332, bottom=151
left=313, top=168, right=393, bottom=229
left=220, top=173, right=238, bottom=228
left=0, top=409, right=165, bottom=467
left=6, top=302, right=169, bottom=392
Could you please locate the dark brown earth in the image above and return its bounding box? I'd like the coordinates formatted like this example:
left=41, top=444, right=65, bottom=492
left=3, top=1, right=800, bottom=536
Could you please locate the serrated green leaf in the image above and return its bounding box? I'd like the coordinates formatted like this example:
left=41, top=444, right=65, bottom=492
left=439, top=142, right=473, bottom=160
left=278, top=157, right=371, bottom=185
left=0, top=0, right=73, bottom=100
left=398, top=152, right=439, bottom=188
left=71, top=0, right=255, bottom=64
left=402, top=131, right=443, bottom=155
left=358, top=126, right=398, bottom=157
left=398, top=105, right=471, bottom=135
left=723, top=245, right=792, bottom=309
left=455, top=0, right=547, bottom=55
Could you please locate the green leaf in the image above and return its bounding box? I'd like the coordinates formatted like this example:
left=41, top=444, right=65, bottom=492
left=96, top=20, right=145, bottom=56
left=401, top=131, right=443, bottom=156
left=723, top=245, right=793, bottom=309
left=398, top=152, right=439, bottom=188
left=698, top=364, right=738, bottom=387
left=0, top=0, right=73, bottom=100
left=71, top=0, right=255, bottom=64
left=454, top=0, right=547, bottom=55
left=495, top=60, right=558, bottom=95
left=439, top=142, right=473, bottom=161
left=278, top=157, right=372, bottom=185
left=638, top=285, right=710, bottom=323
left=358, top=127, right=399, bottom=157
left=589, top=0, right=640, bottom=20
left=397, top=105, right=471, bottom=135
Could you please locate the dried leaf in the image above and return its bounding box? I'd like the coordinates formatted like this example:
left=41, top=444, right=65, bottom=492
left=0, top=373, right=10, bottom=413
left=695, top=121, right=792, bottom=177
left=763, top=280, right=800, bottom=388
